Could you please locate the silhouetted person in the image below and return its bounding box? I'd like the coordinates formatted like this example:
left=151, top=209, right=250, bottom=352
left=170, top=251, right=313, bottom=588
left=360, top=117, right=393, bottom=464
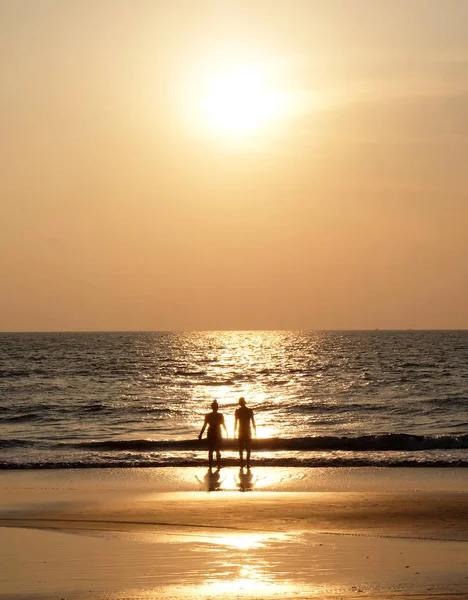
left=234, top=397, right=256, bottom=468
left=198, top=400, right=228, bottom=470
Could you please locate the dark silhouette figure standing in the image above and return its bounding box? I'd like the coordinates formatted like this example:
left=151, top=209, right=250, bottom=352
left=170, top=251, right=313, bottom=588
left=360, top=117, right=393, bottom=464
left=198, top=400, right=228, bottom=470
left=234, top=397, right=256, bottom=469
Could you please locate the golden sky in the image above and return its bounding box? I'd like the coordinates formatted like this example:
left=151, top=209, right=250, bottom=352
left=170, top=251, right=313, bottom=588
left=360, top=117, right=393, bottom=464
left=1, top=0, right=467, bottom=331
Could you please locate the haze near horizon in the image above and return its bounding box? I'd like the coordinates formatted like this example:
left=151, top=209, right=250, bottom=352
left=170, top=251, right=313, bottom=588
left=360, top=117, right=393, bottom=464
left=1, top=0, right=468, bottom=331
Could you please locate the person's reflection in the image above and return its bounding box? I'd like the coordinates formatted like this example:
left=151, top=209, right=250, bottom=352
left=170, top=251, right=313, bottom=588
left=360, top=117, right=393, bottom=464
left=235, top=467, right=256, bottom=492
left=204, top=468, right=223, bottom=491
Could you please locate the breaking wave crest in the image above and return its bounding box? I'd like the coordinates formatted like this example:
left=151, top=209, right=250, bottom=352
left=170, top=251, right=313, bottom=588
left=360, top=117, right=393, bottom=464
left=67, top=433, right=468, bottom=452
left=1, top=433, right=468, bottom=469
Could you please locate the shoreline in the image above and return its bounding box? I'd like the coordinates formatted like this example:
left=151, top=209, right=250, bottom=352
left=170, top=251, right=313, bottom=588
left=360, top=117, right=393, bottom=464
left=1, top=464, right=468, bottom=491
left=2, top=451, right=468, bottom=470
left=1, top=467, right=468, bottom=599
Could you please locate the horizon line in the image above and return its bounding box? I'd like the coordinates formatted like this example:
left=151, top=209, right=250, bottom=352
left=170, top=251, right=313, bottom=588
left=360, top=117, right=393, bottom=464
left=1, top=328, right=468, bottom=334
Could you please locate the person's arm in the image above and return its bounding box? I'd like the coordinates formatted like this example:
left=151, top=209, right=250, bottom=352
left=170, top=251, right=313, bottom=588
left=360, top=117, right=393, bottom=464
left=251, top=412, right=256, bottom=436
left=198, top=416, right=207, bottom=440
left=221, top=415, right=228, bottom=438
left=234, top=412, right=238, bottom=438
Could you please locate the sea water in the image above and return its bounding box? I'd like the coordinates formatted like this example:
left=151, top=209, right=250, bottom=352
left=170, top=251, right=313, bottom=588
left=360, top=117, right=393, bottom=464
left=1, top=330, right=467, bottom=468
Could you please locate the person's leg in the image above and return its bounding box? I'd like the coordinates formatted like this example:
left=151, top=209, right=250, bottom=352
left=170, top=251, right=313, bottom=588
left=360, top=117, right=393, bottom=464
left=239, top=439, right=245, bottom=468
left=246, top=440, right=251, bottom=468
left=208, top=449, right=213, bottom=470
left=214, top=437, right=223, bottom=469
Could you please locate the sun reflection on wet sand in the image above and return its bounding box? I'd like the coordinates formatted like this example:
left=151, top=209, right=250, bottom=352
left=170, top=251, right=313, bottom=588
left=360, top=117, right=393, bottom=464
left=3, top=502, right=467, bottom=599
left=196, top=531, right=308, bottom=598
left=104, top=529, right=312, bottom=597
left=208, top=531, right=289, bottom=550
left=138, top=466, right=312, bottom=494
left=199, top=575, right=297, bottom=597
left=192, top=467, right=282, bottom=492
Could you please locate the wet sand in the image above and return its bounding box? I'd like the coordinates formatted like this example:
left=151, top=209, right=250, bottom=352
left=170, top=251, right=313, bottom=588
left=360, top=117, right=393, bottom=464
left=1, top=467, right=467, bottom=599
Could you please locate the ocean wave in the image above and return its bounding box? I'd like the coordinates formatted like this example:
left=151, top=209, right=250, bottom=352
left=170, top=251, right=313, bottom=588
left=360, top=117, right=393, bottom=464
left=0, top=413, right=43, bottom=423
left=0, top=439, right=35, bottom=448
left=1, top=455, right=468, bottom=470
left=428, top=397, right=468, bottom=408
left=288, top=402, right=386, bottom=414
left=80, top=403, right=109, bottom=413
left=61, top=433, right=468, bottom=453
left=132, top=406, right=172, bottom=415
left=175, top=369, right=207, bottom=376
left=0, top=368, right=50, bottom=378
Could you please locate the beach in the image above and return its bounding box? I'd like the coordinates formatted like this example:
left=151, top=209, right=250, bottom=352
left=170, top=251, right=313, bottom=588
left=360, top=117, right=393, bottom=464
left=1, top=467, right=467, bottom=599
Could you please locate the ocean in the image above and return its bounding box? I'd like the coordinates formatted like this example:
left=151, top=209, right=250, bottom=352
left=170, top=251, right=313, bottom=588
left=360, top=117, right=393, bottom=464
left=0, top=330, right=467, bottom=469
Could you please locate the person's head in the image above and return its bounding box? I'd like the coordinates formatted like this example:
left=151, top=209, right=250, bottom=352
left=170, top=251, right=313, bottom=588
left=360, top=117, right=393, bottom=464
left=238, top=397, right=246, bottom=407
left=211, top=400, right=219, bottom=412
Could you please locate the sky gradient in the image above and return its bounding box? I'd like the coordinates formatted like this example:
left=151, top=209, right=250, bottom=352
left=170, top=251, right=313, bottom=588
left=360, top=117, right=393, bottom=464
left=1, top=0, right=468, bottom=331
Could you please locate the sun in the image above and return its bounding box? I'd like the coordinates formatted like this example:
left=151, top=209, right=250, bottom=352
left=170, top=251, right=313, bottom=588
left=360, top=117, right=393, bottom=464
left=201, top=66, right=284, bottom=136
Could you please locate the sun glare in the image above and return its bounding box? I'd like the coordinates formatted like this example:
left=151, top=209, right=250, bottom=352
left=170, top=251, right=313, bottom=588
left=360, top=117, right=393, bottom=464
left=202, top=66, right=285, bottom=135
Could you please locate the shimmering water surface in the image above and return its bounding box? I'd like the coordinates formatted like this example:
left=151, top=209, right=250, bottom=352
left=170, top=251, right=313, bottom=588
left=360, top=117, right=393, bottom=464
left=1, top=331, right=467, bottom=468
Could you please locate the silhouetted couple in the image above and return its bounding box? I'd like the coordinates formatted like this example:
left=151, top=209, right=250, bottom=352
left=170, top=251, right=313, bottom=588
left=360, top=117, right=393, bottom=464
left=198, top=397, right=256, bottom=470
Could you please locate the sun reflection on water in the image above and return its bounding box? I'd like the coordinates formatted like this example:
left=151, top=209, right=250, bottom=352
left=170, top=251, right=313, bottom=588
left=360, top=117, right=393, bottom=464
left=186, top=331, right=289, bottom=437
